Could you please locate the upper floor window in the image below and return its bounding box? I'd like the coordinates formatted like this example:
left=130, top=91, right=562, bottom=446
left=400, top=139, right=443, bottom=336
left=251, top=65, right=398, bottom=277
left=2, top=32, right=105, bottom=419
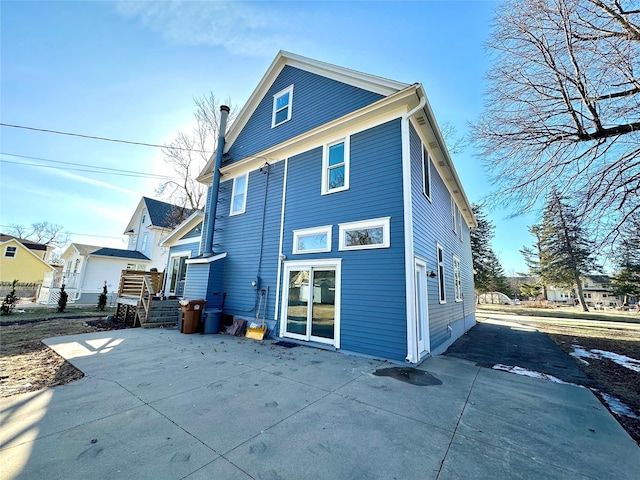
left=322, top=138, right=350, bottom=195
left=422, top=145, right=431, bottom=201
left=437, top=243, right=446, bottom=303
left=272, top=85, right=294, bottom=127
left=451, top=197, right=459, bottom=234
left=141, top=233, right=148, bottom=252
left=4, top=246, right=17, bottom=258
left=339, top=217, right=390, bottom=251
left=293, top=225, right=332, bottom=254
left=453, top=255, right=462, bottom=302
left=230, top=173, right=248, bottom=216
left=142, top=211, right=147, bottom=224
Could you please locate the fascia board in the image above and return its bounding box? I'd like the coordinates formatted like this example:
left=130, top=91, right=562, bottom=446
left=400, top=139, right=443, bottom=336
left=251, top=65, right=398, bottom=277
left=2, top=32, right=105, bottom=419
left=185, top=252, right=228, bottom=264
left=160, top=211, right=204, bottom=247
left=122, top=198, right=145, bottom=234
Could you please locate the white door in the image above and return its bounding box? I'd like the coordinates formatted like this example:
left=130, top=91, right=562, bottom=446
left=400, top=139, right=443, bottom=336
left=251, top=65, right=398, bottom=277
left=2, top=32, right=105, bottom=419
left=281, top=260, right=341, bottom=347
left=415, top=258, right=430, bottom=356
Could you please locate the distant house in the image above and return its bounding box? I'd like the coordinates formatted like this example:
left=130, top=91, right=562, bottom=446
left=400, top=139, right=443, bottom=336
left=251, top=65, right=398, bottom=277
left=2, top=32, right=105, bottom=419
left=0, top=234, right=55, bottom=284
left=123, top=197, right=193, bottom=271
left=181, top=51, right=477, bottom=363
left=158, top=211, right=204, bottom=297
left=547, top=275, right=621, bottom=308
left=38, top=243, right=150, bottom=305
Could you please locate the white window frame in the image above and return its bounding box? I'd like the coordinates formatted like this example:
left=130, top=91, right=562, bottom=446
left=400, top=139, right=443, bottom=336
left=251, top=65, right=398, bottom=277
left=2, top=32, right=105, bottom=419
left=292, top=225, right=332, bottom=254
left=437, top=243, right=446, bottom=304
left=4, top=246, right=17, bottom=258
left=322, top=137, right=350, bottom=195
left=272, top=84, right=294, bottom=128
left=140, top=233, right=148, bottom=252
left=230, top=173, right=248, bottom=216
left=339, top=217, right=390, bottom=251
left=458, top=208, right=463, bottom=242
left=451, top=196, right=458, bottom=234
left=453, top=255, right=462, bottom=302
left=422, top=144, right=432, bottom=201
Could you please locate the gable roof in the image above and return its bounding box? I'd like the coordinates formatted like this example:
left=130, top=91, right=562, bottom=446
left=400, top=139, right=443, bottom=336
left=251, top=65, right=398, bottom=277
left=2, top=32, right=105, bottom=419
left=0, top=233, right=50, bottom=252
left=90, top=248, right=150, bottom=261
left=160, top=211, right=205, bottom=247
left=0, top=238, right=55, bottom=271
left=123, top=197, right=194, bottom=234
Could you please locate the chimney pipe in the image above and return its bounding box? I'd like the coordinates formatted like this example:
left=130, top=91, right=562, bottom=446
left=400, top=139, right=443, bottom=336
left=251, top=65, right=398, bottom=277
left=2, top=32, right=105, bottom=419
left=203, top=105, right=230, bottom=256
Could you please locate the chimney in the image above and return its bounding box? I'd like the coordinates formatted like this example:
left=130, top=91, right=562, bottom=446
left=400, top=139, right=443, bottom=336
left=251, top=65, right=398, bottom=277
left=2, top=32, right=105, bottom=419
left=203, top=105, right=230, bottom=256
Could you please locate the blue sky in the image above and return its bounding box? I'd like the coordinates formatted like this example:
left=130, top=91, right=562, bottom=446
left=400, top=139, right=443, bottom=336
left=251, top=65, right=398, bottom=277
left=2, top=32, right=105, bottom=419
left=1, top=0, right=537, bottom=274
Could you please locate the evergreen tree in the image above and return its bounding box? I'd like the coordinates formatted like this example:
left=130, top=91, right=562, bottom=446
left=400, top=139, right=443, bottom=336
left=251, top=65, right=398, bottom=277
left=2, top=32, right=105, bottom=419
left=611, top=215, right=640, bottom=305
left=57, top=284, right=68, bottom=313
left=1, top=279, right=19, bottom=316
left=97, top=281, right=108, bottom=311
left=519, top=224, right=548, bottom=300
left=539, top=189, right=598, bottom=311
left=470, top=204, right=510, bottom=296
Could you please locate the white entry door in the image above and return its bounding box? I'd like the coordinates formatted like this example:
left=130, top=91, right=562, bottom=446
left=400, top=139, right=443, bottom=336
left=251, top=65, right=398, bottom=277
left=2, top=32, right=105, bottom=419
left=415, top=258, right=430, bottom=357
left=281, top=260, right=341, bottom=348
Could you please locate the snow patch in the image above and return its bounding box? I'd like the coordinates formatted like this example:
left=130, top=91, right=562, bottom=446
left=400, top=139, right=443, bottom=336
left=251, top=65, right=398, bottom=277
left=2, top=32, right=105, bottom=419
left=599, top=392, right=639, bottom=419
left=571, top=345, right=640, bottom=373
left=492, top=364, right=578, bottom=385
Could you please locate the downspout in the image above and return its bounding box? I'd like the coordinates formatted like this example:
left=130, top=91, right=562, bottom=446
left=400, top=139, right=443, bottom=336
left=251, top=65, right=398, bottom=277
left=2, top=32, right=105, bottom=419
left=203, top=105, right=231, bottom=256
left=402, top=86, right=426, bottom=364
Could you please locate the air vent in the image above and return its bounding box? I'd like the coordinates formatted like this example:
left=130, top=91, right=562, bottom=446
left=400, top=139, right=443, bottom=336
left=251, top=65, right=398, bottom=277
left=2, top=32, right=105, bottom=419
left=438, top=161, right=445, bottom=167
left=415, top=115, right=427, bottom=125
left=428, top=141, right=439, bottom=150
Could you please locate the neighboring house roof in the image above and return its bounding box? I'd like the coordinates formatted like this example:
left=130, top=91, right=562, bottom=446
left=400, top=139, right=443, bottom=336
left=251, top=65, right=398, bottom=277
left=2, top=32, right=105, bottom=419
left=90, top=248, right=150, bottom=261
left=0, top=233, right=50, bottom=252
left=160, top=211, right=205, bottom=248
left=123, top=197, right=194, bottom=234
left=0, top=238, right=55, bottom=272
left=197, top=50, right=476, bottom=228
left=60, top=243, right=102, bottom=260
left=585, top=275, right=611, bottom=285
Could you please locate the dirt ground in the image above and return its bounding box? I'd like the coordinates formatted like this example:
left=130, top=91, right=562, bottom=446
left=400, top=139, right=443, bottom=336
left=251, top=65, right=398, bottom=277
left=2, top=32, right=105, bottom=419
left=0, top=317, right=121, bottom=397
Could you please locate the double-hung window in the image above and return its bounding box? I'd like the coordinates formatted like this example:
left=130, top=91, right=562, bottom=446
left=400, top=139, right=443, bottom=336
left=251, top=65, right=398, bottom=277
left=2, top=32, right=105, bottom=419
left=230, top=173, right=248, bottom=215
left=451, top=196, right=458, bottom=234
left=4, top=246, right=17, bottom=258
left=322, top=138, right=349, bottom=194
left=339, top=217, right=390, bottom=251
left=422, top=145, right=431, bottom=201
left=453, top=255, right=462, bottom=302
left=272, top=85, right=293, bottom=127
left=437, top=243, right=446, bottom=303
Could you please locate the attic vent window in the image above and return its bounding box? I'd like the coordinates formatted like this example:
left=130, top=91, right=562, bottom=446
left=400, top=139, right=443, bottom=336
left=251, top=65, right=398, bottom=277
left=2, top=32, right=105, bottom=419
left=4, top=246, right=17, bottom=258
left=272, top=85, right=294, bottom=127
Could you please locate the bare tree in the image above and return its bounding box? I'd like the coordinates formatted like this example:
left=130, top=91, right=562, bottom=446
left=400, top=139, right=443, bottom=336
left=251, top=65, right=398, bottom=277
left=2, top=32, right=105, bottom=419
left=156, top=93, right=236, bottom=210
left=7, top=222, right=70, bottom=246
left=474, top=0, right=640, bottom=245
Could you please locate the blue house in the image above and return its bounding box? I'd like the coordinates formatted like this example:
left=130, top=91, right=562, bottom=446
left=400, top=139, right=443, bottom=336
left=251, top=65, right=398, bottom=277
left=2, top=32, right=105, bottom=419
left=182, top=51, right=477, bottom=363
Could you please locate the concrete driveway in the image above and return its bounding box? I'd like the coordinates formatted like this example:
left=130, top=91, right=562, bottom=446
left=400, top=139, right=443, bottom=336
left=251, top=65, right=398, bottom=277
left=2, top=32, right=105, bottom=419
left=1, top=325, right=639, bottom=479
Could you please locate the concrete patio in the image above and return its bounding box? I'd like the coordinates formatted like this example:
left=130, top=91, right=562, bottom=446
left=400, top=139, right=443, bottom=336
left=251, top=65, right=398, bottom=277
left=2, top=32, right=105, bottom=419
left=1, top=325, right=638, bottom=479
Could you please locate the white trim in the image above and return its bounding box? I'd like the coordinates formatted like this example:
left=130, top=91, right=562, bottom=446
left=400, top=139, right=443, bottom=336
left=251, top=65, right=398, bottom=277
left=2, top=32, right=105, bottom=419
left=167, top=250, right=191, bottom=296
left=4, top=245, right=17, bottom=258
left=414, top=256, right=430, bottom=357
left=451, top=196, right=457, bottom=234
left=422, top=143, right=432, bottom=202
left=280, top=258, right=342, bottom=348
left=271, top=84, right=294, bottom=128
left=230, top=173, right=248, bottom=216
left=274, top=157, right=289, bottom=322
left=437, top=243, right=446, bottom=304
left=321, top=137, right=350, bottom=195
left=453, top=254, right=462, bottom=302
left=292, top=225, right=332, bottom=254
left=338, top=217, right=390, bottom=251
left=159, top=211, right=204, bottom=247
left=185, top=252, right=228, bottom=264
left=401, top=111, right=419, bottom=363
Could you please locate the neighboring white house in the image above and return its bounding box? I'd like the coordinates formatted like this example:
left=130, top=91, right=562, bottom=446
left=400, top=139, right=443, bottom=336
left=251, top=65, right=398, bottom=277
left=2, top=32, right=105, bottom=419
left=123, top=197, right=193, bottom=272
left=38, top=243, right=150, bottom=305
left=547, top=275, right=621, bottom=308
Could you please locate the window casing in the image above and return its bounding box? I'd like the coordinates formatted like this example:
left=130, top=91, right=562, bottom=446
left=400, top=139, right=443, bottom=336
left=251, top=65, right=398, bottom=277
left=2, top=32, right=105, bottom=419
left=451, top=197, right=458, bottom=234
left=422, top=145, right=431, bottom=201
left=4, top=246, right=17, bottom=258
left=339, top=217, right=390, bottom=251
left=437, top=243, right=446, bottom=303
left=293, top=225, right=332, bottom=254
left=230, top=173, right=248, bottom=216
left=141, top=233, right=148, bottom=253
left=322, top=138, right=350, bottom=195
left=272, top=85, right=293, bottom=127
left=453, top=255, right=462, bottom=302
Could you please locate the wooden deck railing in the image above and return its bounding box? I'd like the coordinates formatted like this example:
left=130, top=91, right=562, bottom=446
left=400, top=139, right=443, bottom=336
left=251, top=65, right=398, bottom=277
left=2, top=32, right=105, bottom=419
left=117, top=270, right=164, bottom=298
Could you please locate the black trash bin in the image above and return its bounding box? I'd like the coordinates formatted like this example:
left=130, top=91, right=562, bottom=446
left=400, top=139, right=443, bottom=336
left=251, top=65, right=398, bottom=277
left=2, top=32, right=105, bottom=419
left=203, top=308, right=222, bottom=334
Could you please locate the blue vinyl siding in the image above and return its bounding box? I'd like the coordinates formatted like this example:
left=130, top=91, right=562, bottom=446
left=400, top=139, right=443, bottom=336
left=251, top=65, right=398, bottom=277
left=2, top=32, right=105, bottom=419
left=409, top=123, right=475, bottom=351
left=227, top=66, right=384, bottom=163
left=199, top=186, right=213, bottom=255
left=184, top=263, right=209, bottom=299
left=183, top=222, right=202, bottom=240
left=212, top=162, right=285, bottom=319
left=281, top=119, right=407, bottom=361
left=168, top=242, right=200, bottom=259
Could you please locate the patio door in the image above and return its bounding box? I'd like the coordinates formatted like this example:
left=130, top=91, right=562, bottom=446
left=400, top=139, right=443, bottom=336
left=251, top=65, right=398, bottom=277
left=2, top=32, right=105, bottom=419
left=415, top=258, right=430, bottom=357
left=281, top=260, right=341, bottom=348
left=168, top=255, right=188, bottom=296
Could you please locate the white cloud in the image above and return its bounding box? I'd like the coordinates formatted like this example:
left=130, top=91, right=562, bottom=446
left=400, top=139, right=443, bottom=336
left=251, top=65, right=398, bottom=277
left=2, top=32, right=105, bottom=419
left=114, top=0, right=293, bottom=57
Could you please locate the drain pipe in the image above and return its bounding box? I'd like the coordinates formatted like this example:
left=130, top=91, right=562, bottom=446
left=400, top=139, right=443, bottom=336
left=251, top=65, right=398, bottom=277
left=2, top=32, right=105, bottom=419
left=203, top=105, right=231, bottom=256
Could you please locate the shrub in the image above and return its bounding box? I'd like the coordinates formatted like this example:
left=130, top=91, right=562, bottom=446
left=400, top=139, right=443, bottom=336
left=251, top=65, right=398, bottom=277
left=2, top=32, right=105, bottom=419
left=1, top=279, right=19, bottom=316
left=58, top=284, right=68, bottom=313
left=97, top=281, right=108, bottom=311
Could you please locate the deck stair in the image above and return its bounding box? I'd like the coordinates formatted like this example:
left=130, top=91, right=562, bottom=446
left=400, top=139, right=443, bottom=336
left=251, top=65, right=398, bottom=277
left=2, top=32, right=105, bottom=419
left=115, top=270, right=180, bottom=328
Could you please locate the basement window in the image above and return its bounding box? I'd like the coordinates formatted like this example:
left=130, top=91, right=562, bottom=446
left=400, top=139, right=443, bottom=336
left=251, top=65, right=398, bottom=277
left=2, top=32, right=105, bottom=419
left=272, top=85, right=294, bottom=127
